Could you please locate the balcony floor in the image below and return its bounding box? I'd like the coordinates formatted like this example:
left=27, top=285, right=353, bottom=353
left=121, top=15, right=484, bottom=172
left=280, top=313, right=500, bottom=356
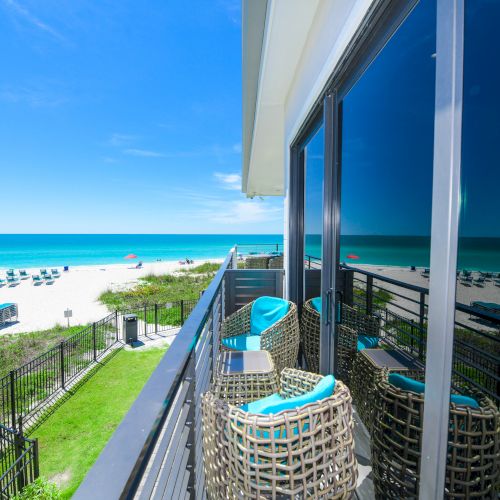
left=353, top=407, right=375, bottom=499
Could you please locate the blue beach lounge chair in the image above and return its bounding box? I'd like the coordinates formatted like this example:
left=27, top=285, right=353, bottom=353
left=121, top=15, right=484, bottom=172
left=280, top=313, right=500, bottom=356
left=43, top=273, right=54, bottom=284
left=19, top=270, right=29, bottom=280
left=51, top=268, right=61, bottom=277
left=40, top=269, right=48, bottom=277
left=32, top=275, right=43, bottom=285
left=7, top=276, right=20, bottom=286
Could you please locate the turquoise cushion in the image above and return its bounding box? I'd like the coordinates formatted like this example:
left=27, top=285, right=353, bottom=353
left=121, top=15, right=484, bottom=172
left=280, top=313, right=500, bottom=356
left=388, top=373, right=479, bottom=408
left=311, top=297, right=322, bottom=315
left=240, top=393, right=283, bottom=413
left=221, top=334, right=261, bottom=351
left=250, top=296, right=290, bottom=335
left=357, top=335, right=379, bottom=351
left=240, top=374, right=336, bottom=415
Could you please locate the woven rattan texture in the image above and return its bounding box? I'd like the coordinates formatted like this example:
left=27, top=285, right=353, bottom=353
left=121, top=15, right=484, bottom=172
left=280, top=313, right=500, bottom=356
left=202, top=368, right=358, bottom=499
left=245, top=256, right=271, bottom=269
left=371, top=372, right=499, bottom=499
left=301, top=300, right=380, bottom=380
left=350, top=349, right=424, bottom=431
left=212, top=353, right=279, bottom=406
left=220, top=300, right=300, bottom=375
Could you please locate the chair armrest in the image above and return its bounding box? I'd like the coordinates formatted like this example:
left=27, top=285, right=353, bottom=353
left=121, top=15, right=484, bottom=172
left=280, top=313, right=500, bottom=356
left=280, top=368, right=323, bottom=398
left=220, top=302, right=252, bottom=339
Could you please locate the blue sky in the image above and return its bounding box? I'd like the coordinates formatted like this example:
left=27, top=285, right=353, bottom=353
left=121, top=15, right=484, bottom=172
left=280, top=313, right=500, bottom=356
left=0, top=0, right=283, bottom=234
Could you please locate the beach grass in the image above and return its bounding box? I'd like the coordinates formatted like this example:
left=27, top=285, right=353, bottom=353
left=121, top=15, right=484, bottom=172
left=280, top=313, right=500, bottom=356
left=0, top=325, right=87, bottom=379
left=99, top=265, right=219, bottom=310
left=31, top=346, right=167, bottom=499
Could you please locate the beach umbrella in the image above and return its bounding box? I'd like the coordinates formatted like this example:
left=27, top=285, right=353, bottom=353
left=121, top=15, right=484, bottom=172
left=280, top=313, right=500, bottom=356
left=346, top=254, right=360, bottom=260
left=124, top=253, right=138, bottom=259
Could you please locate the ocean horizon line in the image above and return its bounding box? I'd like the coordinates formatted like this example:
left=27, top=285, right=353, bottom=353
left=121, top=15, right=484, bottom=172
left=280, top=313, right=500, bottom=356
left=0, top=234, right=498, bottom=270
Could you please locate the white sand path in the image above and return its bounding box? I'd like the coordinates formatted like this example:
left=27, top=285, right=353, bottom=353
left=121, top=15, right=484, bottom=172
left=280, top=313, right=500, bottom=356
left=0, top=259, right=220, bottom=334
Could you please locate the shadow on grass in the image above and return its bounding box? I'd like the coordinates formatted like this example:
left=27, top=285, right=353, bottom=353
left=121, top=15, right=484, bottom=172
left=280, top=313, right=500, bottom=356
left=25, top=347, right=123, bottom=436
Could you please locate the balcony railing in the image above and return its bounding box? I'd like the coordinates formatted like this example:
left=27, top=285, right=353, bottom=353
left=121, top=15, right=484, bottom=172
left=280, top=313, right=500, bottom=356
left=343, top=265, right=500, bottom=404
left=74, top=248, right=285, bottom=499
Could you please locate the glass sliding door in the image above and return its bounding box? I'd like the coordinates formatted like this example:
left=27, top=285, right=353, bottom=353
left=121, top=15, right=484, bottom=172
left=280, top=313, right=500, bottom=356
left=454, top=0, right=500, bottom=405
left=333, top=0, right=437, bottom=496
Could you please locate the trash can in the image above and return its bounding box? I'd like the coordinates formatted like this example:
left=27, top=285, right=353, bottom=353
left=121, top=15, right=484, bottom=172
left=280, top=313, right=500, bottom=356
left=123, top=314, right=138, bottom=344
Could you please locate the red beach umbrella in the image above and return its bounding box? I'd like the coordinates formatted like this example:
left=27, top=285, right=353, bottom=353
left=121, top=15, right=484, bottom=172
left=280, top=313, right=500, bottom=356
left=346, top=254, right=360, bottom=260
left=124, top=253, right=138, bottom=259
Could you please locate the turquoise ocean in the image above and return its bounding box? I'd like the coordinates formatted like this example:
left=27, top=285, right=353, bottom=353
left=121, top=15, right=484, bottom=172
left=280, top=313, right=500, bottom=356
left=0, top=234, right=498, bottom=271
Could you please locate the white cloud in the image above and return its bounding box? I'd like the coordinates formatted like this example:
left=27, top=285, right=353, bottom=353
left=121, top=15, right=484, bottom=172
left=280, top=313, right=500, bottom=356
left=2, top=0, right=65, bottom=42
left=200, top=200, right=282, bottom=225
left=0, top=85, right=67, bottom=107
left=123, top=148, right=165, bottom=158
left=214, top=172, right=241, bottom=190
left=217, top=0, right=241, bottom=26
left=108, top=133, right=136, bottom=147
left=232, top=142, right=242, bottom=153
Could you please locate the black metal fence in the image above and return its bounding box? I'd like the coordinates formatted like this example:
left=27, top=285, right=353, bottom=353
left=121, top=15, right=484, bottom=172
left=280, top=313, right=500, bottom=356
left=0, top=300, right=199, bottom=432
left=118, top=299, right=197, bottom=338
left=345, top=266, right=500, bottom=403
left=0, top=312, right=118, bottom=431
left=0, top=424, right=38, bottom=499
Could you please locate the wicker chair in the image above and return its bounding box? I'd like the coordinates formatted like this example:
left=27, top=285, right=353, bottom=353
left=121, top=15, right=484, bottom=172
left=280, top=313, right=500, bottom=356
left=349, top=349, right=424, bottom=432
left=371, top=373, right=500, bottom=499
left=268, top=255, right=284, bottom=269
left=245, top=256, right=271, bottom=269
left=220, top=300, right=299, bottom=375
left=301, top=299, right=380, bottom=379
left=202, top=368, right=358, bottom=499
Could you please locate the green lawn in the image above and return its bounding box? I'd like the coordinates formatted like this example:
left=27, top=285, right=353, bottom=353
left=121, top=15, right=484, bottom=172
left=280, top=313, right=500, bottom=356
left=32, top=346, right=167, bottom=498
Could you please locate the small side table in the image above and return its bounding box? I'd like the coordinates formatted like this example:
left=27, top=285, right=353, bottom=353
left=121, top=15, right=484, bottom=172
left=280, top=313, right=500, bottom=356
left=350, top=348, right=424, bottom=431
left=212, top=351, right=279, bottom=405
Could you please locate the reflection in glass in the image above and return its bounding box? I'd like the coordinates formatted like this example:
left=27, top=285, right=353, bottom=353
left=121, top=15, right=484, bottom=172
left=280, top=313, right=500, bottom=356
left=337, top=1, right=438, bottom=498
left=304, top=125, right=324, bottom=271
left=453, top=0, right=500, bottom=399
left=340, top=0, right=436, bottom=269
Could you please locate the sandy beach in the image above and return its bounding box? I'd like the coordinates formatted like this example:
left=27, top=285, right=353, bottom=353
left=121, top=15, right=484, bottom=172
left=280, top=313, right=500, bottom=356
left=0, top=259, right=221, bottom=334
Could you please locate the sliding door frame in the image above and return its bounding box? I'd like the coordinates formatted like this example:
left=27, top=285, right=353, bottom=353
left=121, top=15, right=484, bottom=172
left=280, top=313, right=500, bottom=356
left=420, top=0, right=465, bottom=496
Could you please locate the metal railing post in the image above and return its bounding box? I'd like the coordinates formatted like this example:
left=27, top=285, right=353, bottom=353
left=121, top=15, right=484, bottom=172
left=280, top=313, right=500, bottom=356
left=418, top=292, right=426, bottom=360
left=181, top=299, right=185, bottom=325
left=33, top=438, right=40, bottom=479
left=10, top=370, right=16, bottom=430
left=366, top=275, right=373, bottom=315
left=232, top=246, right=238, bottom=269
left=92, top=323, right=97, bottom=361
left=115, top=310, right=119, bottom=342
left=14, top=426, right=26, bottom=492
left=154, top=304, right=158, bottom=334
left=60, top=342, right=65, bottom=390
left=185, top=355, right=196, bottom=495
